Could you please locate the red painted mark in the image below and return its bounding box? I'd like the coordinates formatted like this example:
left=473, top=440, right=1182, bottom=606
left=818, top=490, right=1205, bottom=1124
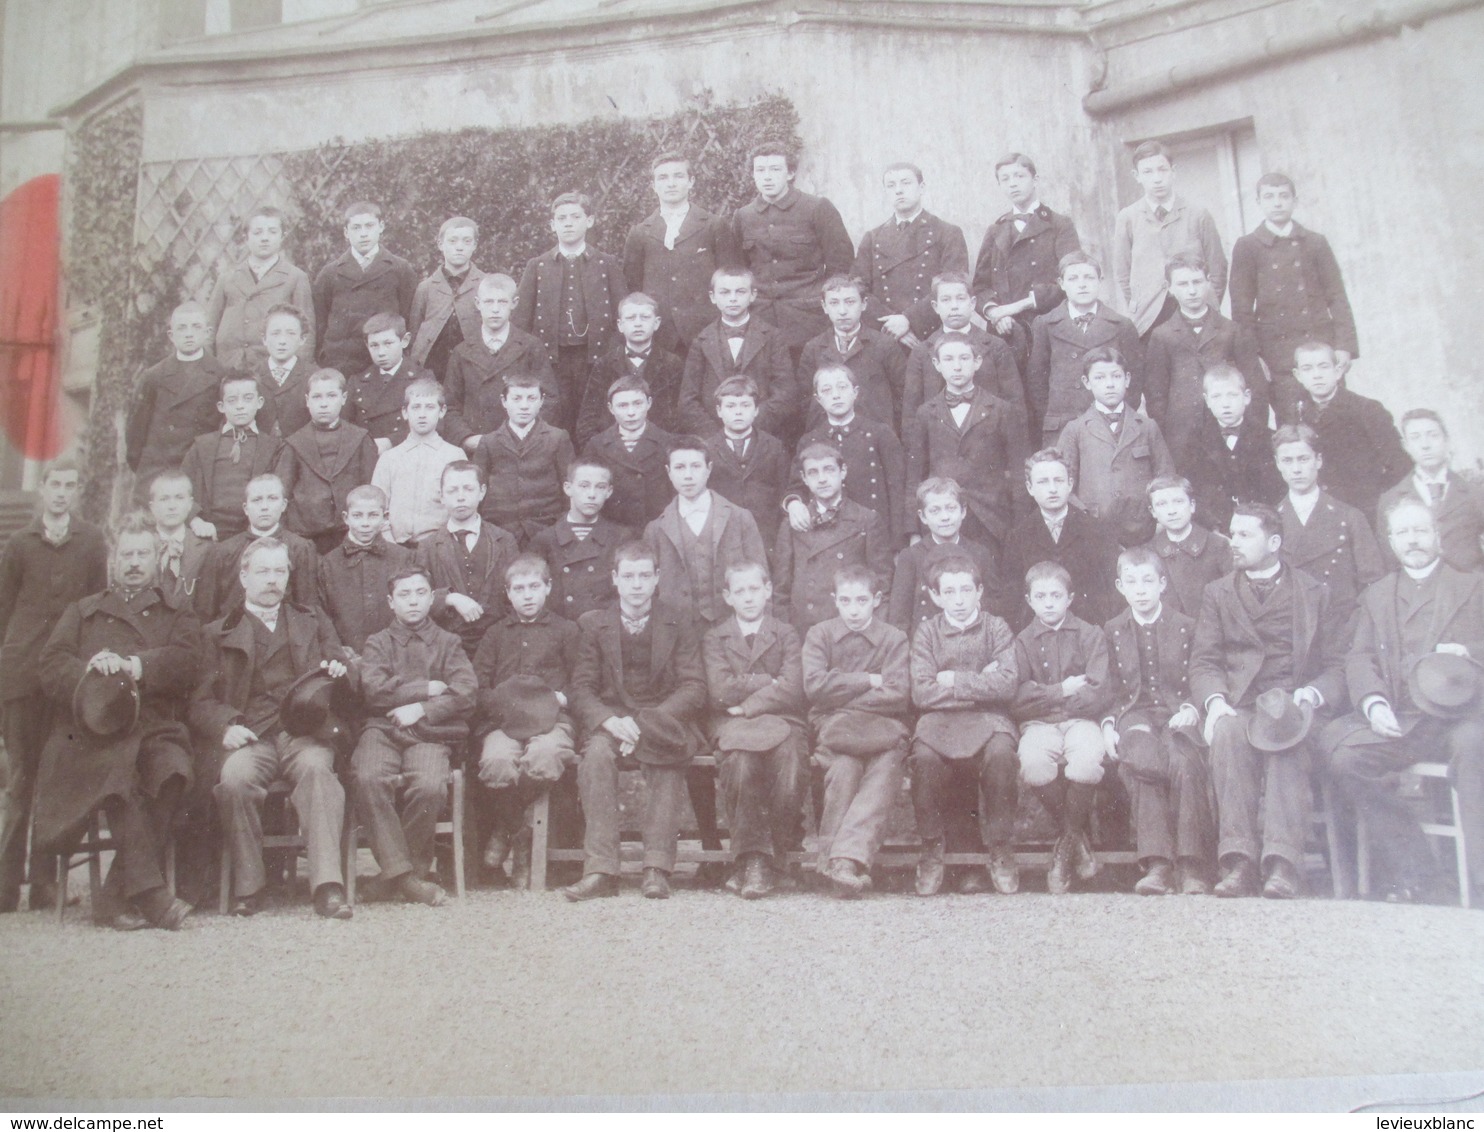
left=0, top=173, right=63, bottom=461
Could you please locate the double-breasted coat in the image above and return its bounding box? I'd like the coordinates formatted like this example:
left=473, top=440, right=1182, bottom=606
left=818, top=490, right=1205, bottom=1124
left=853, top=210, right=971, bottom=340
left=441, top=328, right=560, bottom=446
left=582, top=424, right=676, bottom=531
left=623, top=204, right=735, bottom=353
left=311, top=248, right=418, bottom=376
left=677, top=318, right=797, bottom=438
left=205, top=256, right=316, bottom=369
left=1278, top=492, right=1386, bottom=619
left=772, top=497, right=892, bottom=630
left=971, top=204, right=1082, bottom=330
left=905, top=388, right=1026, bottom=550
left=514, top=245, right=626, bottom=366
left=1026, top=302, right=1144, bottom=442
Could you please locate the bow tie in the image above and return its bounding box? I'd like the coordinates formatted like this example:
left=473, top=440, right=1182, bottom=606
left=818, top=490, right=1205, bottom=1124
left=944, top=390, right=974, bottom=409
left=1220, top=425, right=1241, bottom=439
left=1100, top=410, right=1124, bottom=429
left=1246, top=572, right=1280, bottom=599
left=812, top=503, right=842, bottom=529
left=1074, top=313, right=1095, bottom=330
left=626, top=351, right=649, bottom=365
left=828, top=424, right=851, bottom=446
left=724, top=322, right=748, bottom=337
left=622, top=614, right=650, bottom=635
left=343, top=540, right=379, bottom=558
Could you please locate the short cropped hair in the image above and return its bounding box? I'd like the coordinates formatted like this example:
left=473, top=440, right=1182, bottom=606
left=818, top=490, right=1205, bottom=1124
left=1164, top=253, right=1208, bottom=282
left=171, top=300, right=207, bottom=322
left=362, top=312, right=407, bottom=338
left=218, top=372, right=262, bottom=399
left=437, top=216, right=479, bottom=242
left=651, top=151, right=691, bottom=174
left=820, top=274, right=866, bottom=300
left=403, top=376, right=446, bottom=407
left=111, top=510, right=160, bottom=554
left=748, top=141, right=797, bottom=172
left=618, top=291, right=660, bottom=317
left=550, top=191, right=593, bottom=217
left=928, top=553, right=980, bottom=591
left=1272, top=423, right=1320, bottom=455
left=343, top=200, right=382, bottom=222
left=245, top=472, right=284, bottom=499
left=929, top=271, right=973, bottom=300
left=666, top=435, right=711, bottom=464
left=711, top=266, right=755, bottom=291
left=882, top=161, right=923, bottom=183
left=477, top=273, right=517, bottom=298
left=714, top=375, right=759, bottom=404
left=1292, top=340, right=1335, bottom=363
left=1202, top=364, right=1248, bottom=393
left=1145, top=474, right=1193, bottom=502
left=39, top=455, right=82, bottom=484
left=1082, top=346, right=1128, bottom=377
left=1116, top=545, right=1165, bottom=579
left=612, top=540, right=657, bottom=571
left=1058, top=250, right=1102, bottom=277
left=504, top=553, right=551, bottom=586
left=239, top=535, right=287, bottom=574
left=1131, top=140, right=1171, bottom=167
left=440, top=460, right=485, bottom=490
left=724, top=560, right=771, bottom=588
left=386, top=567, right=433, bottom=595
left=500, top=373, right=545, bottom=396
left=345, top=484, right=387, bottom=511
left=147, top=468, right=192, bottom=499
left=813, top=363, right=858, bottom=391
left=1025, top=560, right=1072, bottom=593
left=607, top=374, right=651, bottom=401
left=1256, top=172, right=1296, bottom=196
left=797, top=441, right=843, bottom=472
left=916, top=476, right=963, bottom=507
left=1024, top=448, right=1070, bottom=479
left=1232, top=501, right=1283, bottom=539
left=933, top=334, right=981, bottom=361
left=247, top=206, right=286, bottom=227
left=564, top=457, right=613, bottom=484
left=1383, top=495, right=1437, bottom=533
left=993, top=152, right=1037, bottom=178
left=1400, top=408, right=1447, bottom=438
left=832, top=564, right=878, bottom=594
left=307, top=368, right=346, bottom=393
left=263, top=303, right=307, bottom=333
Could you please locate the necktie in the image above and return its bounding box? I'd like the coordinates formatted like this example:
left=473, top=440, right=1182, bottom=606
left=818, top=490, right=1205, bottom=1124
left=1428, top=482, right=1446, bottom=505
left=230, top=428, right=249, bottom=463
left=813, top=504, right=840, bottom=530
left=1248, top=573, right=1277, bottom=601
left=836, top=335, right=857, bottom=356
left=1154, top=205, right=1169, bottom=222
left=461, top=530, right=477, bottom=553
left=730, top=437, right=749, bottom=459
left=1014, top=214, right=1029, bottom=230
left=1103, top=411, right=1123, bottom=433
left=622, top=614, right=649, bottom=635
left=829, top=425, right=850, bottom=447
left=944, top=391, right=972, bottom=409
left=1074, top=313, right=1094, bottom=331
left=1221, top=426, right=1240, bottom=450
left=160, top=540, right=182, bottom=581
left=270, top=365, right=288, bottom=386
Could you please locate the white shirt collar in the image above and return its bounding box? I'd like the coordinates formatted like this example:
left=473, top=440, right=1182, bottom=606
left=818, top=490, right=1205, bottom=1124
left=559, top=243, right=588, bottom=259
left=659, top=202, right=690, bottom=223
left=735, top=613, right=765, bottom=636
left=943, top=609, right=980, bottom=631
left=1067, top=301, right=1098, bottom=319
left=482, top=325, right=510, bottom=352
left=176, top=349, right=205, bottom=362
left=1130, top=604, right=1164, bottom=627
left=617, top=422, right=647, bottom=440
left=1245, top=561, right=1282, bottom=581
left=448, top=515, right=482, bottom=535
left=677, top=491, right=712, bottom=518
left=244, top=600, right=280, bottom=628
left=507, top=418, right=536, bottom=441
left=221, top=420, right=260, bottom=435
left=249, top=524, right=280, bottom=539
left=40, top=512, right=70, bottom=542
left=826, top=412, right=855, bottom=428
left=1265, top=220, right=1295, bottom=238
left=248, top=254, right=280, bottom=276
left=1415, top=467, right=1450, bottom=487
left=1404, top=558, right=1443, bottom=581
left=351, top=247, right=379, bottom=269
left=1095, top=401, right=1126, bottom=416
left=1163, top=524, right=1192, bottom=544
left=895, top=207, right=924, bottom=225
left=721, top=317, right=749, bottom=332
left=1041, top=506, right=1069, bottom=526
left=1017, top=201, right=1042, bottom=216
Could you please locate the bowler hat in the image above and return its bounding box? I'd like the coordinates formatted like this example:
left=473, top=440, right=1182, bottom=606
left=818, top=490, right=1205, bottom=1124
left=716, top=713, right=791, bottom=754
left=636, top=707, right=693, bottom=764
left=72, top=669, right=140, bottom=740
left=1117, top=725, right=1169, bottom=785
left=1408, top=652, right=1484, bottom=719
left=1246, top=687, right=1313, bottom=753
left=281, top=668, right=358, bottom=749
left=490, top=675, right=562, bottom=742
left=817, top=710, right=908, bottom=759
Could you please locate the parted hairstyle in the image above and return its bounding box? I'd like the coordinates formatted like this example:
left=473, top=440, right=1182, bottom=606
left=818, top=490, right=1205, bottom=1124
left=1232, top=500, right=1283, bottom=539
left=440, top=459, right=486, bottom=490
left=263, top=303, right=307, bottom=333
left=239, top=534, right=287, bottom=574
left=1164, top=253, right=1209, bottom=282
left=1271, top=423, right=1321, bottom=455
left=714, top=375, right=759, bottom=404
left=344, top=484, right=387, bottom=512
left=1145, top=474, right=1194, bottom=502
left=1399, top=408, right=1447, bottom=438
left=928, top=553, right=981, bottom=591
left=797, top=441, right=844, bottom=474
left=386, top=567, right=433, bottom=595
left=403, top=376, right=446, bottom=408
left=916, top=476, right=963, bottom=507
left=1116, top=544, right=1166, bottom=578
left=724, top=560, right=771, bottom=588
left=362, top=312, right=407, bottom=339
left=1024, top=559, right=1072, bottom=593
left=612, top=539, right=658, bottom=572
left=832, top=563, right=878, bottom=594
left=504, top=553, right=552, bottom=586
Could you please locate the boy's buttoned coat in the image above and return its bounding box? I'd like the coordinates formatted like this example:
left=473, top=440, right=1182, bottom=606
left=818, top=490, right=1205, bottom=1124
left=905, top=388, right=1026, bottom=549
left=702, top=614, right=807, bottom=728
left=1229, top=221, right=1359, bottom=364
left=570, top=603, right=708, bottom=745
left=1057, top=405, right=1175, bottom=545
left=677, top=318, right=797, bottom=438
left=347, top=361, right=428, bottom=447
left=573, top=343, right=684, bottom=450
left=527, top=517, right=634, bottom=622
left=798, top=325, right=908, bottom=434
left=582, top=424, right=676, bottom=531
left=125, top=356, right=235, bottom=478
left=1027, top=303, right=1144, bottom=441
left=415, top=522, right=520, bottom=653
left=971, top=204, right=1082, bottom=328
left=1011, top=614, right=1113, bottom=724
left=1186, top=410, right=1284, bottom=531
left=315, top=537, right=417, bottom=654
left=441, top=328, right=558, bottom=446
left=1378, top=472, right=1484, bottom=574
left=645, top=493, right=767, bottom=625
left=704, top=430, right=789, bottom=552
left=1112, top=195, right=1228, bottom=337
left=1004, top=504, right=1122, bottom=631
left=179, top=428, right=284, bottom=526
left=275, top=422, right=380, bottom=540
left=206, top=257, right=315, bottom=369
left=854, top=210, right=970, bottom=340
left=514, top=246, right=626, bottom=366
left=772, top=497, right=892, bottom=630
left=1279, top=492, right=1386, bottom=618
left=1295, top=388, right=1411, bottom=519
left=623, top=204, right=734, bottom=353
left=1143, top=309, right=1265, bottom=466
left=911, top=613, right=1019, bottom=754
left=1145, top=525, right=1231, bottom=619
left=311, top=248, right=418, bottom=375
left=887, top=535, right=1001, bottom=631
left=409, top=265, right=486, bottom=372
left=472, top=420, right=576, bottom=540
left=1103, top=606, right=1196, bottom=720
left=253, top=359, right=311, bottom=440
left=791, top=416, right=908, bottom=546
left=904, top=327, right=1025, bottom=431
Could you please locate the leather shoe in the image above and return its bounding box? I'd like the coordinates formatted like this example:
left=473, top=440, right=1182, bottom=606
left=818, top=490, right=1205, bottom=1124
left=989, top=847, right=1020, bottom=895
left=641, top=867, right=671, bottom=899
left=110, top=908, right=152, bottom=932
left=509, top=833, right=532, bottom=890
left=482, top=831, right=510, bottom=874
left=144, top=896, right=193, bottom=930
left=826, top=857, right=868, bottom=898
left=230, top=892, right=262, bottom=917
left=314, top=883, right=353, bottom=920
left=1262, top=858, right=1299, bottom=900
left=1134, top=859, right=1174, bottom=896
left=915, top=838, right=945, bottom=896
left=398, top=875, right=448, bottom=907
left=1177, top=858, right=1211, bottom=895
left=1046, top=836, right=1073, bottom=895
left=739, top=854, right=773, bottom=900
left=1214, top=856, right=1258, bottom=898
left=956, top=867, right=994, bottom=895
left=561, top=872, right=618, bottom=902
left=1072, top=831, right=1100, bottom=880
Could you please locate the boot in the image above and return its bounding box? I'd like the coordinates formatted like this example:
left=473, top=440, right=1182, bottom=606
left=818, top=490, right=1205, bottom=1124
left=1046, top=836, right=1073, bottom=895
left=1065, top=783, right=1099, bottom=880
left=509, top=830, right=532, bottom=890
left=1214, top=855, right=1258, bottom=898
left=1262, top=856, right=1299, bottom=900
left=739, top=853, right=774, bottom=900
left=988, top=846, right=1020, bottom=895
left=1177, top=857, right=1211, bottom=895
left=1134, top=859, right=1174, bottom=896
left=915, top=838, right=945, bottom=896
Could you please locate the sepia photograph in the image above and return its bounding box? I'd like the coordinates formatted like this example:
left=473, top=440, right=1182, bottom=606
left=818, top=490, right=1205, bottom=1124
left=0, top=0, right=1482, bottom=1112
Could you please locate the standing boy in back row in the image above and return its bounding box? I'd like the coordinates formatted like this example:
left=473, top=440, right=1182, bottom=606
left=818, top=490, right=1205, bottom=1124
left=311, top=201, right=417, bottom=378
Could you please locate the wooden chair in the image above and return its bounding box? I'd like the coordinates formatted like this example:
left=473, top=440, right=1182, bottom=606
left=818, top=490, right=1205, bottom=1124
left=217, top=778, right=326, bottom=914
left=1310, top=773, right=1354, bottom=899
left=1355, top=761, right=1470, bottom=908
left=344, top=768, right=466, bottom=904
left=55, top=809, right=178, bottom=923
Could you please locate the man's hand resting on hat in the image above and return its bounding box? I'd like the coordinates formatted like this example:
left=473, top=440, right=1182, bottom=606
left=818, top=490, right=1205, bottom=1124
left=1437, top=643, right=1471, bottom=658
left=321, top=659, right=348, bottom=679
left=222, top=724, right=258, bottom=751
left=1203, top=697, right=1237, bottom=745
left=1367, top=700, right=1403, bottom=739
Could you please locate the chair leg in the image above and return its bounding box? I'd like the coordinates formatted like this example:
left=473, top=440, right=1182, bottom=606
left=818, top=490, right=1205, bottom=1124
left=1452, top=783, right=1471, bottom=910
left=1355, top=809, right=1371, bottom=898
left=530, top=790, right=550, bottom=891
left=164, top=833, right=177, bottom=899
left=55, top=853, right=67, bottom=925
left=450, top=769, right=465, bottom=900
left=87, top=813, right=104, bottom=914
left=218, top=839, right=232, bottom=916
left=343, top=797, right=358, bottom=909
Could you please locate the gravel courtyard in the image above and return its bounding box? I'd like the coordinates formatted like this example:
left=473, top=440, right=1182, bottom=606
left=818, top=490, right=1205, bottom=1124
left=2, top=878, right=1482, bottom=1106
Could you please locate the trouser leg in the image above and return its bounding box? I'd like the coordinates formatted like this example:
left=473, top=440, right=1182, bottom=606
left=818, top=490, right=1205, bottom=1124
left=400, top=743, right=451, bottom=879
left=1448, top=721, right=1484, bottom=894
left=1210, top=711, right=1262, bottom=864
left=0, top=699, right=53, bottom=902
left=213, top=740, right=279, bottom=899
left=576, top=733, right=621, bottom=876
left=1331, top=732, right=1431, bottom=887
left=830, top=745, right=906, bottom=867
left=907, top=743, right=949, bottom=845
left=281, top=734, right=345, bottom=891
left=353, top=728, right=412, bottom=880
left=641, top=763, right=688, bottom=872
left=816, top=753, right=865, bottom=870
left=719, top=750, right=769, bottom=860
left=979, top=735, right=1020, bottom=847
left=1260, top=744, right=1313, bottom=870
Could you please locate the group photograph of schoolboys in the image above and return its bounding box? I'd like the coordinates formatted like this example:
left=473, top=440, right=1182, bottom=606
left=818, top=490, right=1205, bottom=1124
left=6, top=134, right=1484, bottom=938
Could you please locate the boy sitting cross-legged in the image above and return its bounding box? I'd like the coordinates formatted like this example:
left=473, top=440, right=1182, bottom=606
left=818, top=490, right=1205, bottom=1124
left=701, top=561, right=809, bottom=899
left=471, top=554, right=582, bottom=889
left=1102, top=546, right=1213, bottom=897
left=908, top=554, right=1021, bottom=897
left=1012, top=560, right=1113, bottom=894
left=353, top=567, right=478, bottom=907
left=802, top=564, right=911, bottom=898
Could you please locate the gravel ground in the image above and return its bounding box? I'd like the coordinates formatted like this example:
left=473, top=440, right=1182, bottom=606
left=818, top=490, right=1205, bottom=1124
left=2, top=878, right=1483, bottom=1105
